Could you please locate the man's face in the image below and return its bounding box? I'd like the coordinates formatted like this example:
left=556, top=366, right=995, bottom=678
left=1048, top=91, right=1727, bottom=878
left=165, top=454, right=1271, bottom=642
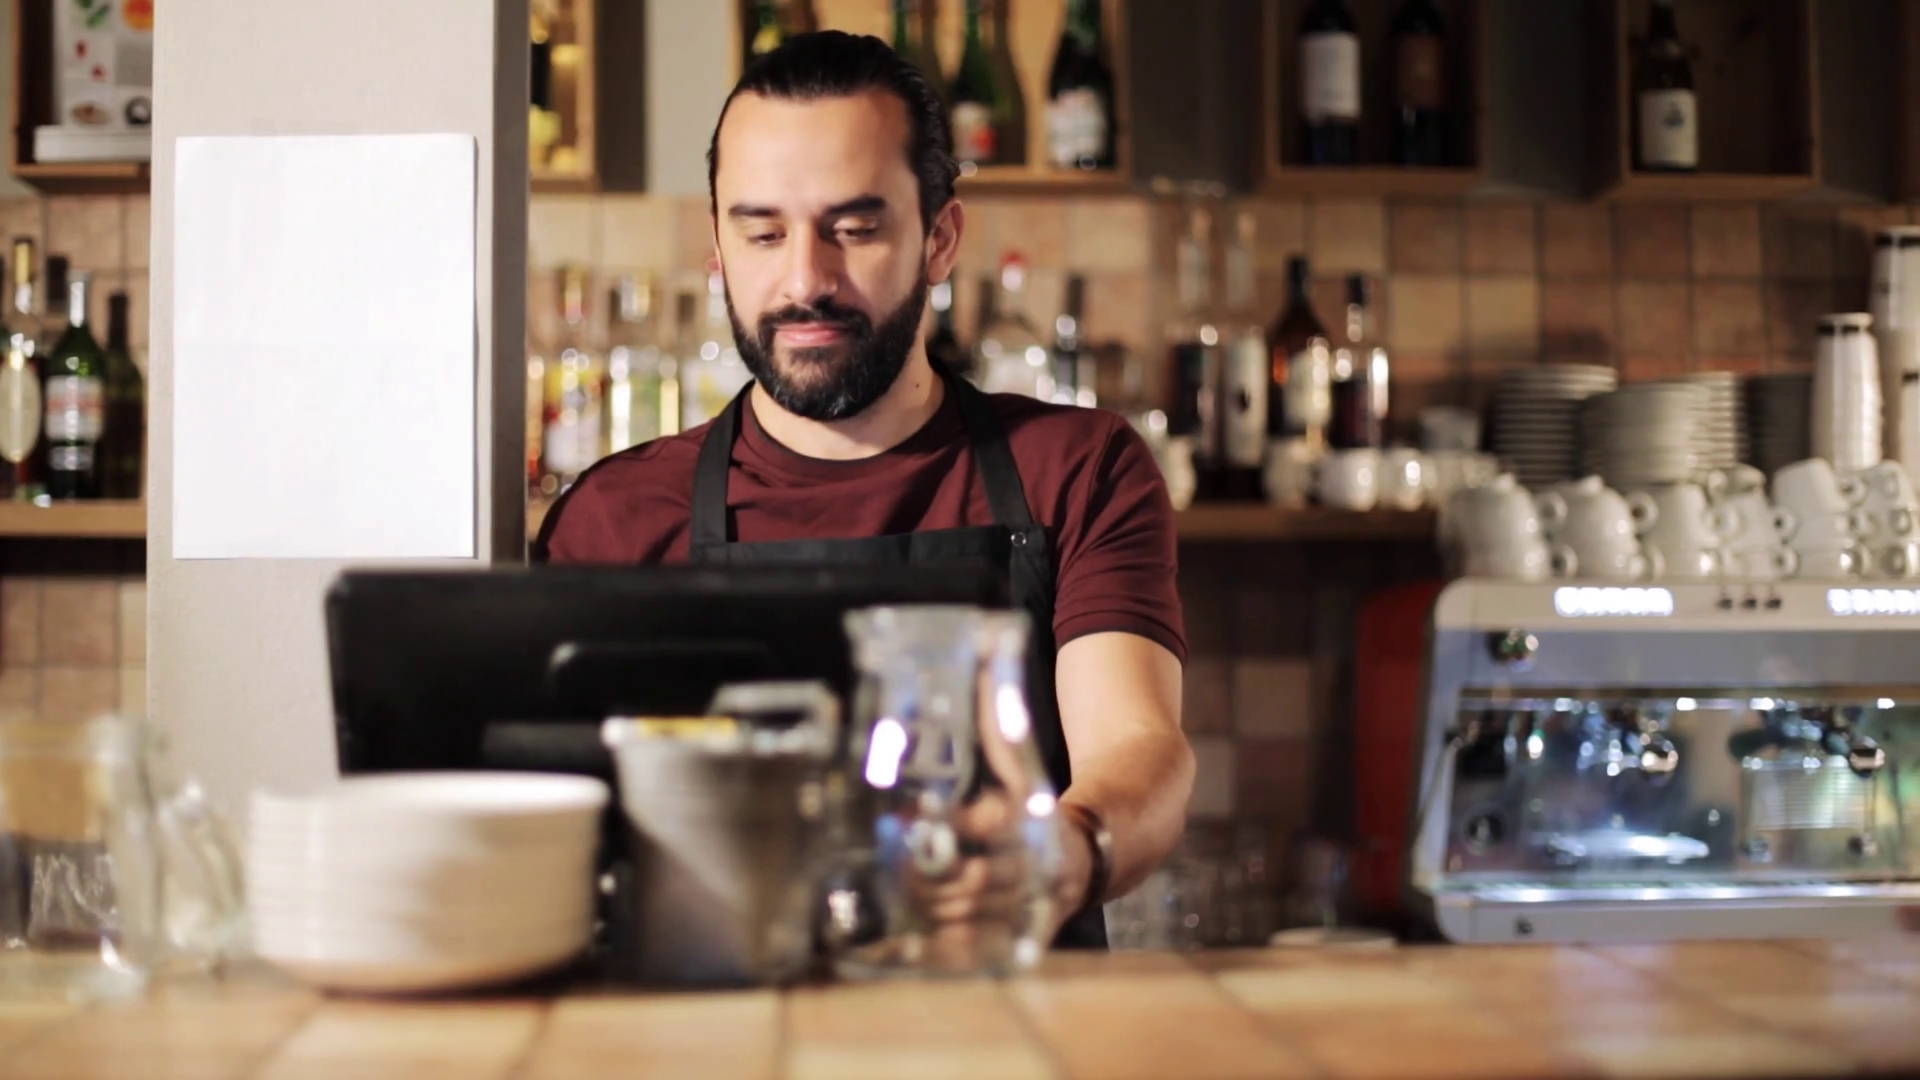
left=712, top=88, right=957, bottom=421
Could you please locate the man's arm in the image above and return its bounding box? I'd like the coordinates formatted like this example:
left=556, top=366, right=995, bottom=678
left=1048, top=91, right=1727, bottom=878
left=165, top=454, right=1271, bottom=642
left=1052, top=630, right=1194, bottom=911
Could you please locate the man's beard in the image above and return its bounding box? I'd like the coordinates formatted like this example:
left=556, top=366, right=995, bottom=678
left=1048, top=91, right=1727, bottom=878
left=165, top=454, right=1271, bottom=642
left=728, top=269, right=929, bottom=423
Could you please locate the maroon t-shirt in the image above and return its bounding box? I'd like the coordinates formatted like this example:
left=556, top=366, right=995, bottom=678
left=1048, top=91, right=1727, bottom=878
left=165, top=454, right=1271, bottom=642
left=541, top=391, right=1187, bottom=662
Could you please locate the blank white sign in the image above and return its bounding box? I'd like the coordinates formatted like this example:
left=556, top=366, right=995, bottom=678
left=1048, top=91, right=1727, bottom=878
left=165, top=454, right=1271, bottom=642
left=172, top=134, right=477, bottom=559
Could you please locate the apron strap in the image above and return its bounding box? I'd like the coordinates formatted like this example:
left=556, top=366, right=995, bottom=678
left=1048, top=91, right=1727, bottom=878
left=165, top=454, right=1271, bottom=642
left=688, top=384, right=754, bottom=556
left=946, top=373, right=1038, bottom=530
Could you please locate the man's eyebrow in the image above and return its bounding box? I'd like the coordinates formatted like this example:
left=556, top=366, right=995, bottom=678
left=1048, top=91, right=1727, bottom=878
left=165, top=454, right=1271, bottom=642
left=824, top=195, right=887, bottom=216
left=725, top=204, right=782, bottom=221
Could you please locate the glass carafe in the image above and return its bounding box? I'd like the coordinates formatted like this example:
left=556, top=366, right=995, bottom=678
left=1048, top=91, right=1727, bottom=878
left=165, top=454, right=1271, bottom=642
left=835, top=606, right=1062, bottom=978
left=0, top=716, right=243, bottom=1002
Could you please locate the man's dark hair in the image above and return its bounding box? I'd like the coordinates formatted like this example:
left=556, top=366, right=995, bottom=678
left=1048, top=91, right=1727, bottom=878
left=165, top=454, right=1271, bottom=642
left=707, top=30, right=958, bottom=233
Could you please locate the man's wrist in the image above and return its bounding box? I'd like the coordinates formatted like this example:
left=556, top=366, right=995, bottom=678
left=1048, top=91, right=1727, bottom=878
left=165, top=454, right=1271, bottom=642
left=1058, top=802, right=1113, bottom=915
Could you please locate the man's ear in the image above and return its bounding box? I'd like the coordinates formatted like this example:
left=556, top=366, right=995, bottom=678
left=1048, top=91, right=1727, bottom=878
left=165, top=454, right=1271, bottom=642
left=927, top=199, right=965, bottom=286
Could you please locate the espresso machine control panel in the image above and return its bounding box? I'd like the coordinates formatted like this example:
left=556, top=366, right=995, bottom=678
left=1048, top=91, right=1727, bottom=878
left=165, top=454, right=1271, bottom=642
left=1409, top=581, right=1920, bottom=945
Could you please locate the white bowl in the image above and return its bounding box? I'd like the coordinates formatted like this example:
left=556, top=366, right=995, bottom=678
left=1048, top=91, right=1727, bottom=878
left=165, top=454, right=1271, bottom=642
left=253, top=940, right=586, bottom=994
left=250, top=773, right=608, bottom=838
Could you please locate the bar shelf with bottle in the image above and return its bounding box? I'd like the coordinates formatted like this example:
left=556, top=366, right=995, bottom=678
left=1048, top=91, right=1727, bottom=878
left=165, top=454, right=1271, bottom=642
left=1261, top=0, right=1486, bottom=198
left=741, top=0, right=1133, bottom=194
left=1592, top=0, right=1818, bottom=201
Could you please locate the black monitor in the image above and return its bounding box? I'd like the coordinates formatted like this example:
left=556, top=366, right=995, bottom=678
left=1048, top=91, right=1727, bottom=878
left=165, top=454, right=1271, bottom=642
left=324, top=564, right=1010, bottom=782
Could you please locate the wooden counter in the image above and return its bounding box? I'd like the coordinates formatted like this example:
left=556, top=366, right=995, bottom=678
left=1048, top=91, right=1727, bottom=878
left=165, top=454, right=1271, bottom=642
left=2, top=940, right=1917, bottom=1078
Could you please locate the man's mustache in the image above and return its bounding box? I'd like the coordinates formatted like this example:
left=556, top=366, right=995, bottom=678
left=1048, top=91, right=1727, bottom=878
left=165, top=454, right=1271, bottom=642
left=757, top=301, right=874, bottom=341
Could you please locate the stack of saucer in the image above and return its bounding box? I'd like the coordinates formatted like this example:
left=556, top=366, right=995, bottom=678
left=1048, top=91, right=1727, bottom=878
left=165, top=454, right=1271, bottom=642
left=1580, top=382, right=1705, bottom=489
left=1660, top=371, right=1745, bottom=470
left=1747, top=374, right=1814, bottom=477
left=247, top=772, right=608, bottom=994
left=1492, top=364, right=1618, bottom=490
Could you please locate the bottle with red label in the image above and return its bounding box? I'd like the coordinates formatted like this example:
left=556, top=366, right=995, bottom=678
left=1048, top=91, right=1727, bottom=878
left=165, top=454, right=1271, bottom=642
left=43, top=270, right=104, bottom=501
left=950, top=0, right=1004, bottom=169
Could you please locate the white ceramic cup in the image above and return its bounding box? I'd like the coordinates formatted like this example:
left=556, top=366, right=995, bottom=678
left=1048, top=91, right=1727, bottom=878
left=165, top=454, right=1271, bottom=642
left=1698, top=464, right=1767, bottom=501
left=1726, top=546, right=1798, bottom=581
left=1795, top=545, right=1869, bottom=580
left=1647, top=541, right=1720, bottom=580
left=1790, top=508, right=1871, bottom=551
left=1263, top=438, right=1316, bottom=508
left=1450, top=475, right=1546, bottom=553
left=1316, top=448, right=1380, bottom=511
left=1877, top=540, right=1920, bottom=579
left=1378, top=448, right=1428, bottom=511
left=1462, top=537, right=1576, bottom=582
left=1773, top=458, right=1868, bottom=525
left=1642, top=484, right=1733, bottom=551
left=1720, top=490, right=1797, bottom=553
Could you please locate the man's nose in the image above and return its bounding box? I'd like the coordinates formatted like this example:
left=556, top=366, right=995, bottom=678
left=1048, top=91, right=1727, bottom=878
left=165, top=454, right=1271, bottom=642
left=783, top=231, right=842, bottom=306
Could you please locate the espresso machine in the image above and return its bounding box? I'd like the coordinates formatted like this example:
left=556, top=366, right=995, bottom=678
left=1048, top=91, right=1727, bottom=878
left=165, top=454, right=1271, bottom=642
left=1408, top=580, right=1918, bottom=943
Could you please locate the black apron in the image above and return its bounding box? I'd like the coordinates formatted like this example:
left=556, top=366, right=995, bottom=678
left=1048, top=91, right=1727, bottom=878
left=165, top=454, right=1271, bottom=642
left=689, top=370, right=1107, bottom=950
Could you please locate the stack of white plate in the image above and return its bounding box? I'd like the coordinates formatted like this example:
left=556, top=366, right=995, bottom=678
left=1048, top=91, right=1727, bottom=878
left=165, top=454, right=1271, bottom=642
left=1659, top=371, right=1745, bottom=470
left=1747, top=373, right=1814, bottom=477
left=1580, top=382, right=1706, bottom=488
left=1492, top=364, right=1619, bottom=490
left=247, top=772, right=608, bottom=994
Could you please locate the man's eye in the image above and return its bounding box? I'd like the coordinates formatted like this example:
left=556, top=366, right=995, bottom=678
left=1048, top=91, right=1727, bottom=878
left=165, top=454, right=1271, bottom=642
left=836, top=226, right=878, bottom=241
left=746, top=233, right=783, bottom=246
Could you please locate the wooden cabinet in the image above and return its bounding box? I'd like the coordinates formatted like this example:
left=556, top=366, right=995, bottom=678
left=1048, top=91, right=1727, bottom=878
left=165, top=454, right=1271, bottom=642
left=741, top=0, right=1133, bottom=194
left=1260, top=0, right=1487, bottom=198
left=1591, top=0, right=1818, bottom=200
left=10, top=0, right=148, bottom=194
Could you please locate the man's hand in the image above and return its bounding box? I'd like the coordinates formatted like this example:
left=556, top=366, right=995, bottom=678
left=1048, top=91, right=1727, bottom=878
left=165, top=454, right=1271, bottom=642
left=905, top=789, right=1095, bottom=943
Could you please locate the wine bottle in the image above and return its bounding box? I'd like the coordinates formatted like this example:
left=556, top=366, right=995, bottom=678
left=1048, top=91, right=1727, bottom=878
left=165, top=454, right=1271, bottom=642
left=1634, top=0, right=1697, bottom=172
left=1051, top=275, right=1092, bottom=407
left=1329, top=275, right=1382, bottom=450
left=1220, top=211, right=1269, bottom=498
left=747, top=0, right=786, bottom=68
left=978, top=252, right=1048, bottom=399
left=951, top=0, right=1001, bottom=168
left=1298, top=0, right=1361, bottom=166
left=1267, top=256, right=1331, bottom=450
left=986, top=0, right=1028, bottom=166
left=101, top=290, right=143, bottom=500
left=1046, top=0, right=1116, bottom=171
left=1167, top=208, right=1223, bottom=494
left=540, top=267, right=604, bottom=494
left=1392, top=0, right=1448, bottom=167
left=927, top=278, right=971, bottom=381
left=605, top=274, right=665, bottom=453
left=0, top=241, right=44, bottom=503
left=43, top=271, right=104, bottom=501
left=892, top=0, right=942, bottom=90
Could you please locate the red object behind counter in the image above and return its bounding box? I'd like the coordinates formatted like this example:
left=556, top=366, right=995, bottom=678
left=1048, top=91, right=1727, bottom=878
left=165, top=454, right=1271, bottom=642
left=1350, top=579, right=1447, bottom=928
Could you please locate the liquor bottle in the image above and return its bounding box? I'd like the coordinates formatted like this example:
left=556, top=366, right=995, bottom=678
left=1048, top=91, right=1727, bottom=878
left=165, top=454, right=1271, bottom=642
left=1299, top=0, right=1361, bottom=166
left=986, top=0, right=1028, bottom=166
left=951, top=0, right=1002, bottom=168
left=43, top=271, right=104, bottom=500
left=539, top=267, right=604, bottom=495
left=1167, top=207, right=1223, bottom=493
left=0, top=241, right=44, bottom=503
left=1051, top=275, right=1096, bottom=407
left=977, top=252, right=1048, bottom=399
left=1392, top=0, right=1448, bottom=167
left=1046, top=0, right=1116, bottom=171
left=41, top=256, right=69, bottom=345
left=1634, top=0, right=1697, bottom=172
left=1329, top=275, right=1384, bottom=449
left=892, top=0, right=942, bottom=91
left=1267, top=256, right=1332, bottom=450
left=926, top=278, right=972, bottom=381
left=605, top=273, right=667, bottom=453
left=100, top=291, right=143, bottom=500
left=529, top=5, right=560, bottom=168
left=682, top=266, right=750, bottom=430
left=967, top=272, right=999, bottom=388
left=746, top=0, right=787, bottom=68
left=1219, top=211, right=1270, bottom=498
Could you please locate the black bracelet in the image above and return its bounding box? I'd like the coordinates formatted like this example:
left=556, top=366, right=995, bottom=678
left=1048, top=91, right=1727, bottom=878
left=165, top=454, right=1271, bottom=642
left=1062, top=803, right=1114, bottom=914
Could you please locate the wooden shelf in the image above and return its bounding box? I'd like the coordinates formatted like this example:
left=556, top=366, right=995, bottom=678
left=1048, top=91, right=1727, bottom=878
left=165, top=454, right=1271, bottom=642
left=1591, top=0, right=1818, bottom=199
left=0, top=500, right=144, bottom=539
left=1177, top=505, right=1435, bottom=543
left=958, top=164, right=1130, bottom=195
left=1261, top=0, right=1488, bottom=198
left=12, top=160, right=148, bottom=194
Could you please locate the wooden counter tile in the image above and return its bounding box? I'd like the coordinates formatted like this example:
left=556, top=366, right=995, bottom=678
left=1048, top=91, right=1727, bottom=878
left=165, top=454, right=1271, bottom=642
left=1563, top=1031, right=1853, bottom=1079
left=520, top=993, right=780, bottom=1080
left=0, top=993, right=315, bottom=1079
left=784, top=982, right=1052, bottom=1080
left=253, top=1001, right=543, bottom=1080
left=1594, top=941, right=1909, bottom=996
left=0, top=1001, right=80, bottom=1055
left=1010, top=971, right=1316, bottom=1079
left=1214, top=963, right=1466, bottom=1013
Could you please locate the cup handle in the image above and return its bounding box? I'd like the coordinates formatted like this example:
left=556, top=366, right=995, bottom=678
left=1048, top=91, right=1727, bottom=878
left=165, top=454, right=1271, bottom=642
left=1706, top=505, right=1739, bottom=538
left=1641, top=545, right=1665, bottom=581
left=1535, top=492, right=1568, bottom=530
left=155, top=779, right=246, bottom=968
left=1627, top=492, right=1659, bottom=533
left=1777, top=547, right=1801, bottom=578
left=1839, top=475, right=1869, bottom=506
left=1850, top=509, right=1875, bottom=539
left=1889, top=547, right=1909, bottom=578
left=1550, top=544, right=1578, bottom=579
left=1894, top=508, right=1916, bottom=536
left=1850, top=545, right=1874, bottom=577
left=1700, top=469, right=1730, bottom=501
left=1773, top=506, right=1799, bottom=541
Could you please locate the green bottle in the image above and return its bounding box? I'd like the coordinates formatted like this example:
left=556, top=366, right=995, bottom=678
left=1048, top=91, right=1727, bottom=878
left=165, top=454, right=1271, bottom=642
left=43, top=271, right=104, bottom=501
left=892, top=0, right=942, bottom=92
left=101, top=291, right=144, bottom=500
left=951, top=0, right=1000, bottom=167
left=747, top=0, right=785, bottom=68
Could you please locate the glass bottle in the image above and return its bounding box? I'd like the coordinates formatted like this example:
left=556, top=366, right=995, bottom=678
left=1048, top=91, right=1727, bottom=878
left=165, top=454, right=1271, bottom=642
left=986, top=0, right=1028, bottom=166
left=1298, top=0, right=1361, bottom=166
left=605, top=273, right=666, bottom=453
left=1051, top=275, right=1095, bottom=407
left=1219, top=210, right=1269, bottom=498
left=101, top=291, right=144, bottom=500
left=951, top=0, right=1002, bottom=169
left=1392, top=0, right=1448, bottom=167
left=1634, top=0, right=1697, bottom=172
left=977, top=252, right=1048, bottom=400
left=1, top=241, right=45, bottom=503
left=1046, top=0, right=1115, bottom=171
left=892, top=0, right=942, bottom=91
left=747, top=0, right=787, bottom=68
left=926, top=278, right=972, bottom=381
left=682, top=269, right=750, bottom=431
left=834, top=606, right=1060, bottom=979
left=1167, top=207, right=1222, bottom=494
left=1329, top=275, right=1383, bottom=450
left=1268, top=256, right=1332, bottom=451
left=43, top=271, right=105, bottom=500
left=539, top=266, right=604, bottom=495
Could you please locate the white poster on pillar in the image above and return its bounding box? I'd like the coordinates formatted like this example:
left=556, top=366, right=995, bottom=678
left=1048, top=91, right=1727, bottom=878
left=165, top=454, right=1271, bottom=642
left=172, top=134, right=477, bottom=559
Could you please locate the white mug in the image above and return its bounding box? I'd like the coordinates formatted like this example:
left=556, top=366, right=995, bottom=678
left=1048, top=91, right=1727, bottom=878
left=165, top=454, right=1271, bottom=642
left=1463, top=538, right=1576, bottom=582
left=1263, top=438, right=1317, bottom=508
left=1699, top=464, right=1767, bottom=501
left=1648, top=542, right=1720, bottom=580
left=1316, top=448, right=1380, bottom=511
left=1859, top=460, right=1918, bottom=506
left=1789, top=509, right=1870, bottom=551
left=1378, top=448, right=1428, bottom=511
left=1773, top=458, right=1868, bottom=524
left=1720, top=491, right=1796, bottom=553
left=1795, top=545, right=1868, bottom=580
left=1726, top=546, right=1798, bottom=581
left=1642, top=484, right=1734, bottom=554
left=1878, top=540, right=1920, bottom=579
left=1451, top=475, right=1546, bottom=553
